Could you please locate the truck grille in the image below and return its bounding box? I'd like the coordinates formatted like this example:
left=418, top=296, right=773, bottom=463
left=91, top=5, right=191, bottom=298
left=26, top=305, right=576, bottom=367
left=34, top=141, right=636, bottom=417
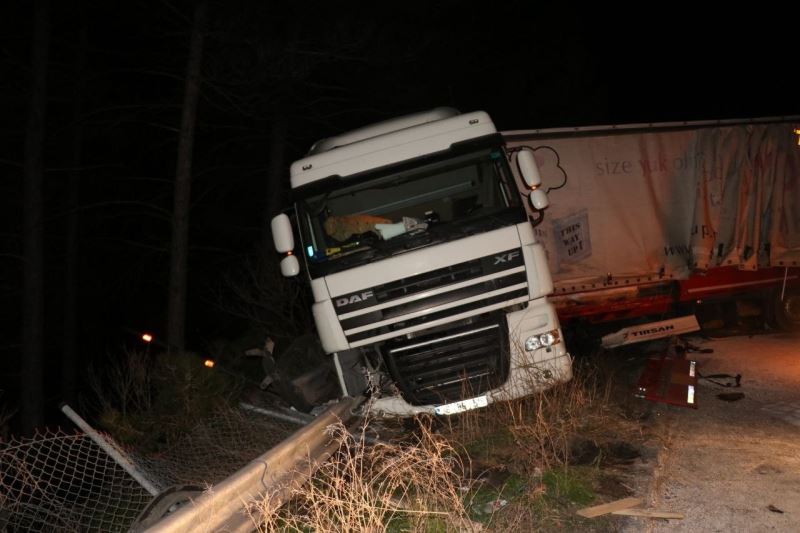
left=335, top=248, right=528, bottom=347
left=383, top=316, right=509, bottom=405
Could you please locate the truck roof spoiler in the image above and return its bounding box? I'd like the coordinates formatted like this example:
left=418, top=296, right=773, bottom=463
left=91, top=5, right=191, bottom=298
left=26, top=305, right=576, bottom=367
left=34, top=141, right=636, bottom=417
left=308, top=107, right=459, bottom=155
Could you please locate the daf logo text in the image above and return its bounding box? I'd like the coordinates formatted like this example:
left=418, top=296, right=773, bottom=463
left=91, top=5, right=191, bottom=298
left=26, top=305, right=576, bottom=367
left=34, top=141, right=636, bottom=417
left=335, top=291, right=375, bottom=308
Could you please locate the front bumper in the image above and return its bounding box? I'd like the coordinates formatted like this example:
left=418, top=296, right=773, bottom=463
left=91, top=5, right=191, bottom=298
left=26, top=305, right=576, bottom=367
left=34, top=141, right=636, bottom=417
left=368, top=299, right=572, bottom=417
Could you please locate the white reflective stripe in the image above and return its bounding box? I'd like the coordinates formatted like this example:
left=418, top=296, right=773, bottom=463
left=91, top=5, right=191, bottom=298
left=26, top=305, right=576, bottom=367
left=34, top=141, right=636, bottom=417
left=344, top=283, right=528, bottom=335
left=689, top=361, right=696, bottom=377
left=389, top=324, right=500, bottom=354
left=687, top=385, right=695, bottom=404
left=348, top=295, right=531, bottom=348
left=685, top=276, right=798, bottom=294
left=338, top=266, right=526, bottom=320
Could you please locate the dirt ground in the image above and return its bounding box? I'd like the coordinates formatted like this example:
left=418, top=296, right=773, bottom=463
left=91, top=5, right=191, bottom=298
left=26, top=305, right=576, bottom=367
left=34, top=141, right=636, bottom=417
left=622, top=332, right=800, bottom=532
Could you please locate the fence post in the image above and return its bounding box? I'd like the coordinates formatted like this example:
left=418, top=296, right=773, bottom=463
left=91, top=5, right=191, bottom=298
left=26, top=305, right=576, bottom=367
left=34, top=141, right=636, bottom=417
left=60, top=403, right=160, bottom=496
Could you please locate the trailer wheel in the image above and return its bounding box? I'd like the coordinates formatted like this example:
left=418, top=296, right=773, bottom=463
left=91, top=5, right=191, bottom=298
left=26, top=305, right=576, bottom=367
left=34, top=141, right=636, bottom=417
left=774, top=289, right=800, bottom=331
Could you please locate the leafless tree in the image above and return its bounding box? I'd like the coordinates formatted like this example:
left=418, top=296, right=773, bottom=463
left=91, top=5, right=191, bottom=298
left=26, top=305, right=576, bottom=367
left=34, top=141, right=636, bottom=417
left=167, top=1, right=208, bottom=352
left=21, top=0, right=50, bottom=434
left=216, top=250, right=312, bottom=340
left=62, top=9, right=87, bottom=405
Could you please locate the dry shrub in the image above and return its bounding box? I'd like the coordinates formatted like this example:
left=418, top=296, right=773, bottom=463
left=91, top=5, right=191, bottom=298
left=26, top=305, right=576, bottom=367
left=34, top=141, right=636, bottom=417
left=87, top=348, right=241, bottom=451
left=504, top=363, right=613, bottom=470
left=447, top=356, right=615, bottom=472
left=249, top=415, right=478, bottom=532
left=87, top=346, right=154, bottom=418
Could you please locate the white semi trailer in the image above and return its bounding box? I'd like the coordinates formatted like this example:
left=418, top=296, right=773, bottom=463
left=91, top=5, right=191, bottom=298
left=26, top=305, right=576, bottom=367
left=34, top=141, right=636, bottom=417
left=504, top=117, right=800, bottom=334
left=270, top=108, right=571, bottom=416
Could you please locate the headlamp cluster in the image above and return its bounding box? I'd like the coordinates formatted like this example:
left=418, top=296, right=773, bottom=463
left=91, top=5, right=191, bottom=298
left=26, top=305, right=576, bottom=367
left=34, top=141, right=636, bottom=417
left=524, top=329, right=560, bottom=351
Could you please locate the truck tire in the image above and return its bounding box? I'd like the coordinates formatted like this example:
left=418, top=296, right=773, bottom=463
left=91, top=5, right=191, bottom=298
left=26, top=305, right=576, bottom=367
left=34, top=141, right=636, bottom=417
left=774, top=289, right=800, bottom=331
left=129, top=485, right=204, bottom=531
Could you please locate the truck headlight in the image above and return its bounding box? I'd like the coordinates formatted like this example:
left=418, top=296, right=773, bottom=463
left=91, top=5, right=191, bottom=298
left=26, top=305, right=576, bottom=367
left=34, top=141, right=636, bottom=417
left=524, top=336, right=541, bottom=351
left=524, top=329, right=560, bottom=351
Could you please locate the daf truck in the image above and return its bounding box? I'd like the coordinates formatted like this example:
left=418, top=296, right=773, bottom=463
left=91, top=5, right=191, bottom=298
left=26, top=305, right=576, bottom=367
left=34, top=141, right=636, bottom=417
left=270, top=108, right=572, bottom=417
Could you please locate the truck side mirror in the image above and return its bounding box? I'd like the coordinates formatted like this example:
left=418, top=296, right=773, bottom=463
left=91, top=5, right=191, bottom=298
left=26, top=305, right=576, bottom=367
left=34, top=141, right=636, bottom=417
left=280, top=255, right=300, bottom=277
left=271, top=214, right=294, bottom=252
left=517, top=150, right=542, bottom=188
left=529, top=189, right=550, bottom=210
left=271, top=214, right=300, bottom=277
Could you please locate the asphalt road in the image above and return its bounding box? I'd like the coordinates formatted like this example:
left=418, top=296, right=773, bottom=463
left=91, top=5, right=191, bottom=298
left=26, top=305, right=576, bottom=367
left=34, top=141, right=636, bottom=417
left=629, top=332, right=800, bottom=532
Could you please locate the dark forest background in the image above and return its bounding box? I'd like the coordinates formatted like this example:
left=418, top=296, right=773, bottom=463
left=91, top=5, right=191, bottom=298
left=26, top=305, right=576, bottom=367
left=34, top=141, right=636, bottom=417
left=1, top=0, right=796, bottom=434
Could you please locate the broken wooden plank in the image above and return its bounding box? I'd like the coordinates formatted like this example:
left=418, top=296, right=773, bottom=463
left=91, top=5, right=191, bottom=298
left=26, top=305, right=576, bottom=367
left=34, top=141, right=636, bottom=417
left=613, top=509, right=684, bottom=519
left=576, top=497, right=642, bottom=518
left=612, top=508, right=684, bottom=519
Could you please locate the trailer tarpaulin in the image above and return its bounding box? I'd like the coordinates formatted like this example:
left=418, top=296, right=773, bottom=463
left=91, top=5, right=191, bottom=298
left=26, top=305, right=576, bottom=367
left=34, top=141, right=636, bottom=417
left=505, top=122, right=800, bottom=288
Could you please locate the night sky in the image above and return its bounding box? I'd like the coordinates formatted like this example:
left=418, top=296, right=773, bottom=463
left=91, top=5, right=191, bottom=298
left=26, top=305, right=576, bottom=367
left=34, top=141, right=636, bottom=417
left=0, top=1, right=796, bottom=428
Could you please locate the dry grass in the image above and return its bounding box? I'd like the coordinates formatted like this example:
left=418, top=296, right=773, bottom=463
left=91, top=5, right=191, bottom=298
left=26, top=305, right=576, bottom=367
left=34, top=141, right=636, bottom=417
left=446, top=356, right=635, bottom=532
left=249, top=414, right=479, bottom=532
left=447, top=356, right=616, bottom=472
left=246, top=356, right=628, bottom=532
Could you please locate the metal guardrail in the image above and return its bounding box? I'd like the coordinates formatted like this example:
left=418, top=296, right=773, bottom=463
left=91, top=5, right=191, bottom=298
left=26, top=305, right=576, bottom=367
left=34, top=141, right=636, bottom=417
left=239, top=402, right=315, bottom=426
left=142, top=396, right=362, bottom=533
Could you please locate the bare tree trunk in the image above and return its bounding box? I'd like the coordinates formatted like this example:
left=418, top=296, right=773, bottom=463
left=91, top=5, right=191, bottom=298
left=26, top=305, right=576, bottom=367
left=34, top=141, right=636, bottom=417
left=263, top=108, right=288, bottom=246
left=22, top=0, right=50, bottom=434
left=167, top=1, right=208, bottom=352
left=63, top=13, right=87, bottom=405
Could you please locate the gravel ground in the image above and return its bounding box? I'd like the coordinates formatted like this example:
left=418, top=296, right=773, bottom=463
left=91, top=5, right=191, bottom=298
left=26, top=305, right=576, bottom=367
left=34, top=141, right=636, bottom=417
left=626, top=332, right=800, bottom=532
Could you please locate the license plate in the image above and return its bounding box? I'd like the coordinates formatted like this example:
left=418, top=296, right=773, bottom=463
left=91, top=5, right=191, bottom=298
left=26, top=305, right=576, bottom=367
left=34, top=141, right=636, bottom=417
left=434, top=395, right=488, bottom=415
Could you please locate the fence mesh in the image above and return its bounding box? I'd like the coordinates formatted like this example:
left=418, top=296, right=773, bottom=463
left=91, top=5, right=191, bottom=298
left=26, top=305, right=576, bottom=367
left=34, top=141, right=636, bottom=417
left=0, top=407, right=302, bottom=532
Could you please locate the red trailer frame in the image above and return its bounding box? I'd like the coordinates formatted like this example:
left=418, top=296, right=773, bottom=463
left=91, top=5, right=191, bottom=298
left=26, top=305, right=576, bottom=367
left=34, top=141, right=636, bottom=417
left=552, top=266, right=800, bottom=327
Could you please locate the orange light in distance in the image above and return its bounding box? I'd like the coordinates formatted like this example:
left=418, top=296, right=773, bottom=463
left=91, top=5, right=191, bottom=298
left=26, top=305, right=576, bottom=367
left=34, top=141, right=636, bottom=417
left=142, top=333, right=153, bottom=343
left=204, top=359, right=215, bottom=368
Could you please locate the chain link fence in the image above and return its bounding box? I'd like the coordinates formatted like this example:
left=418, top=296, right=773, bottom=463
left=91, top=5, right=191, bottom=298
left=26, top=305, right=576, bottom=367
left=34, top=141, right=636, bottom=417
left=0, top=406, right=302, bottom=532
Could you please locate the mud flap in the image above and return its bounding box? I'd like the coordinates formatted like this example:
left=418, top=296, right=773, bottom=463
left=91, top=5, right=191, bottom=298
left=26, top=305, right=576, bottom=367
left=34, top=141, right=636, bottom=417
left=635, top=356, right=698, bottom=408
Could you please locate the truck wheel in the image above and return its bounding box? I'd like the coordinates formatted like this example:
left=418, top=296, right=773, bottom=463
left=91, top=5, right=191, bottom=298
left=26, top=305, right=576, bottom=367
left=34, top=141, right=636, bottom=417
left=774, top=289, right=800, bottom=331
left=129, top=485, right=204, bottom=531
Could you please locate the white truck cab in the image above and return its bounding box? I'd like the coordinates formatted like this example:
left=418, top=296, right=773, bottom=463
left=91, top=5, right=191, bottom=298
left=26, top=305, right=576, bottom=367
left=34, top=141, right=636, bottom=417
left=271, top=108, right=571, bottom=416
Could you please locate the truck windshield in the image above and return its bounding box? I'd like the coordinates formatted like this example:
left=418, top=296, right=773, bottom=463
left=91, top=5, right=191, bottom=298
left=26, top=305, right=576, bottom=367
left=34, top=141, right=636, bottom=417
left=296, top=148, right=522, bottom=276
